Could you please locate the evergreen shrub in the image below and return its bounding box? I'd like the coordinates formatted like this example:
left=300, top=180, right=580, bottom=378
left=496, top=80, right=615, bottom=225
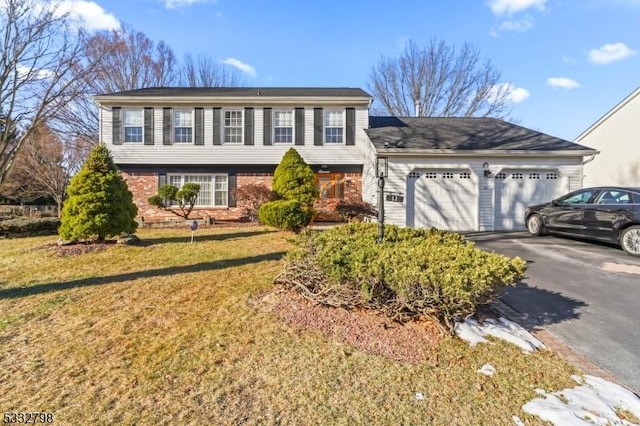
left=279, top=222, right=527, bottom=328
left=258, top=199, right=311, bottom=232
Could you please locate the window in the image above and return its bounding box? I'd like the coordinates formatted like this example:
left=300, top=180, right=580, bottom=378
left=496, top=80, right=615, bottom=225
left=324, top=110, right=343, bottom=143
left=174, top=110, right=193, bottom=143
left=124, top=109, right=143, bottom=143
left=595, top=190, right=631, bottom=205
left=562, top=189, right=597, bottom=204
left=224, top=110, right=243, bottom=143
left=316, top=173, right=343, bottom=199
left=167, top=174, right=228, bottom=207
left=274, top=110, right=293, bottom=143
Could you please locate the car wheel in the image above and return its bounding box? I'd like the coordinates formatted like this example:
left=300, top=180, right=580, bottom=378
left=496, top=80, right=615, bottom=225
left=526, top=214, right=545, bottom=236
left=620, top=226, right=640, bottom=257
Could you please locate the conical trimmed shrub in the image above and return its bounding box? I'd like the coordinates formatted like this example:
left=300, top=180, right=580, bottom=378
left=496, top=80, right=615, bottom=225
left=59, top=144, right=137, bottom=242
left=272, top=148, right=317, bottom=208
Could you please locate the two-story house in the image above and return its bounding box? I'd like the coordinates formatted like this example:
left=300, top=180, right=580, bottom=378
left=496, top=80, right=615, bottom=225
left=95, top=87, right=372, bottom=223
left=95, top=87, right=597, bottom=231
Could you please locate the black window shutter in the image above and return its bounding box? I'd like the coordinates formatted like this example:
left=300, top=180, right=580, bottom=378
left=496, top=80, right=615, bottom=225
left=212, top=108, right=222, bottom=145
left=263, top=108, right=272, bottom=146
left=346, top=108, right=355, bottom=146
left=228, top=174, right=237, bottom=207
left=295, top=108, right=305, bottom=146
left=244, top=108, right=254, bottom=145
left=112, top=107, right=122, bottom=145
left=144, top=108, right=154, bottom=145
left=314, top=108, right=323, bottom=146
left=163, top=108, right=172, bottom=145
left=194, top=107, right=204, bottom=145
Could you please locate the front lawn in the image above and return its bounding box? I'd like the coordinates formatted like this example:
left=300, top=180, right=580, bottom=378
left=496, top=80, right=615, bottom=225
left=0, top=227, right=577, bottom=425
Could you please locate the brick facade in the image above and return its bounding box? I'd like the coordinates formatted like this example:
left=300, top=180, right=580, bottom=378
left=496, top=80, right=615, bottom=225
left=122, top=171, right=362, bottom=223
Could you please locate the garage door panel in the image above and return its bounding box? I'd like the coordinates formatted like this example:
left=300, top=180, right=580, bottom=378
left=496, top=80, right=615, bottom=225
left=495, top=170, right=561, bottom=230
left=413, top=170, right=476, bottom=231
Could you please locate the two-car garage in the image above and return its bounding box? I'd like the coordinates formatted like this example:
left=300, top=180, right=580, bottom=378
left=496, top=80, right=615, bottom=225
left=364, top=116, right=598, bottom=233
left=406, top=167, right=565, bottom=232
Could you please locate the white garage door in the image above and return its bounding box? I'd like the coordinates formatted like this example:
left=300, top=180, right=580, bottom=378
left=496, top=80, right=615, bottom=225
left=412, top=169, right=477, bottom=231
left=495, top=170, right=561, bottom=230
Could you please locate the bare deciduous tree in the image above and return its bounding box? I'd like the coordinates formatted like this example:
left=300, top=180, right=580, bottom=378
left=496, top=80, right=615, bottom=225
left=54, top=24, right=180, bottom=146
left=1, top=124, right=87, bottom=216
left=180, top=53, right=245, bottom=87
left=0, top=0, right=102, bottom=186
left=368, top=39, right=512, bottom=118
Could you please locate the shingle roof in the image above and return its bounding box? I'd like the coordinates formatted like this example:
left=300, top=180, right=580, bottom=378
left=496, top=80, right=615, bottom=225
left=99, top=87, right=372, bottom=98
left=366, top=116, right=596, bottom=152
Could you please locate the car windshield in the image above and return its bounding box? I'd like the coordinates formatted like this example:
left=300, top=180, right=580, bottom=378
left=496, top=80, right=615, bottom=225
left=561, top=190, right=596, bottom=204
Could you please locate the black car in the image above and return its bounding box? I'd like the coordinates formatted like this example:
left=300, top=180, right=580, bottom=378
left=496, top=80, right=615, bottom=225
left=524, top=187, right=640, bottom=257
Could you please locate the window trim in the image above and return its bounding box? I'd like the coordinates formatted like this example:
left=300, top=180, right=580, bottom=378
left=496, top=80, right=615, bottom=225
left=324, top=109, right=345, bottom=144
left=166, top=173, right=229, bottom=208
left=223, top=109, right=244, bottom=144
left=273, top=109, right=294, bottom=144
left=123, top=109, right=144, bottom=143
left=173, top=109, right=194, bottom=144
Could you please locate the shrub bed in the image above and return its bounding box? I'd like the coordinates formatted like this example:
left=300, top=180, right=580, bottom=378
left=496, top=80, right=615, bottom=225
left=275, top=223, right=526, bottom=330
left=0, top=218, right=61, bottom=238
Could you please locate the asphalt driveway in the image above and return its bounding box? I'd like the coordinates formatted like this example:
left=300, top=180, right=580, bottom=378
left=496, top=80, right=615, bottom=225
left=466, top=231, right=640, bottom=395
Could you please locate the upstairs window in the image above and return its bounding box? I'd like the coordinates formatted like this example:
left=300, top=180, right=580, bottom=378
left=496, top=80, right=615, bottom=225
left=274, top=110, right=293, bottom=143
left=224, top=110, right=243, bottom=143
left=124, top=109, right=143, bottom=143
left=174, top=110, right=193, bottom=143
left=324, top=110, right=344, bottom=143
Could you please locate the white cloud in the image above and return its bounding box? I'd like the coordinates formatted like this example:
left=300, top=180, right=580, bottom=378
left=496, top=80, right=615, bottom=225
left=164, top=0, right=217, bottom=9
left=17, top=64, right=54, bottom=80
left=498, top=16, right=534, bottom=32
left=489, top=83, right=530, bottom=104
left=488, top=0, right=547, bottom=16
left=221, top=58, right=256, bottom=77
left=60, top=1, right=120, bottom=31
left=588, top=42, right=638, bottom=64
left=547, top=77, right=580, bottom=89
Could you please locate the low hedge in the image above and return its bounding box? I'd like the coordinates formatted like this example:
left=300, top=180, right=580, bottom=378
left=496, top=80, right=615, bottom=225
left=258, top=199, right=312, bottom=232
left=276, top=223, right=526, bottom=329
left=0, top=218, right=61, bottom=238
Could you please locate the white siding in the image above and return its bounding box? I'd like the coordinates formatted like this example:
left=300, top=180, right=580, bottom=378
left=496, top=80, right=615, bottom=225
left=362, top=138, right=378, bottom=205
left=100, top=105, right=112, bottom=144
left=105, top=104, right=369, bottom=166
left=381, top=156, right=584, bottom=231
left=204, top=108, right=213, bottom=145
left=578, top=89, right=640, bottom=186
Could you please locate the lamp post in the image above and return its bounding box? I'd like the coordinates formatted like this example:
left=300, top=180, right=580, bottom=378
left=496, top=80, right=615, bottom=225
left=376, top=157, right=388, bottom=243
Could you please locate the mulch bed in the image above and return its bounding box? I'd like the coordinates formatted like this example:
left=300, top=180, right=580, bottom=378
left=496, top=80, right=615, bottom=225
left=255, top=288, right=447, bottom=364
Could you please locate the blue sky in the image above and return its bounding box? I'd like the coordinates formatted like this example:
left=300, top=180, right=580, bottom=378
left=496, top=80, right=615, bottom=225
left=69, top=0, right=639, bottom=141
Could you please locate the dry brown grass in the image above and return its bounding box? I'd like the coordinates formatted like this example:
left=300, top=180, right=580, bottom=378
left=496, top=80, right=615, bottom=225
left=0, top=226, right=578, bottom=425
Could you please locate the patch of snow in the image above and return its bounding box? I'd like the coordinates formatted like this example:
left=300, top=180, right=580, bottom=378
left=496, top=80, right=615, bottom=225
left=455, top=317, right=545, bottom=353
left=454, top=318, right=491, bottom=347
left=512, top=415, right=526, bottom=426
left=523, top=374, right=640, bottom=426
left=478, top=364, right=496, bottom=376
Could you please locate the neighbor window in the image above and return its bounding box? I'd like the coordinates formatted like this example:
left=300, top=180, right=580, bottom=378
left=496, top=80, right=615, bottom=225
left=324, top=110, right=344, bottom=143
left=174, top=110, right=193, bottom=143
left=224, top=110, right=243, bottom=143
left=167, top=174, right=228, bottom=207
left=274, top=110, right=293, bottom=143
left=124, top=109, right=143, bottom=143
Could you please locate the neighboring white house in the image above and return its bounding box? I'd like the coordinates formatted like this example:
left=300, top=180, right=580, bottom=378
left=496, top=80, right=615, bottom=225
left=576, top=87, right=640, bottom=187
left=94, top=87, right=598, bottom=231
